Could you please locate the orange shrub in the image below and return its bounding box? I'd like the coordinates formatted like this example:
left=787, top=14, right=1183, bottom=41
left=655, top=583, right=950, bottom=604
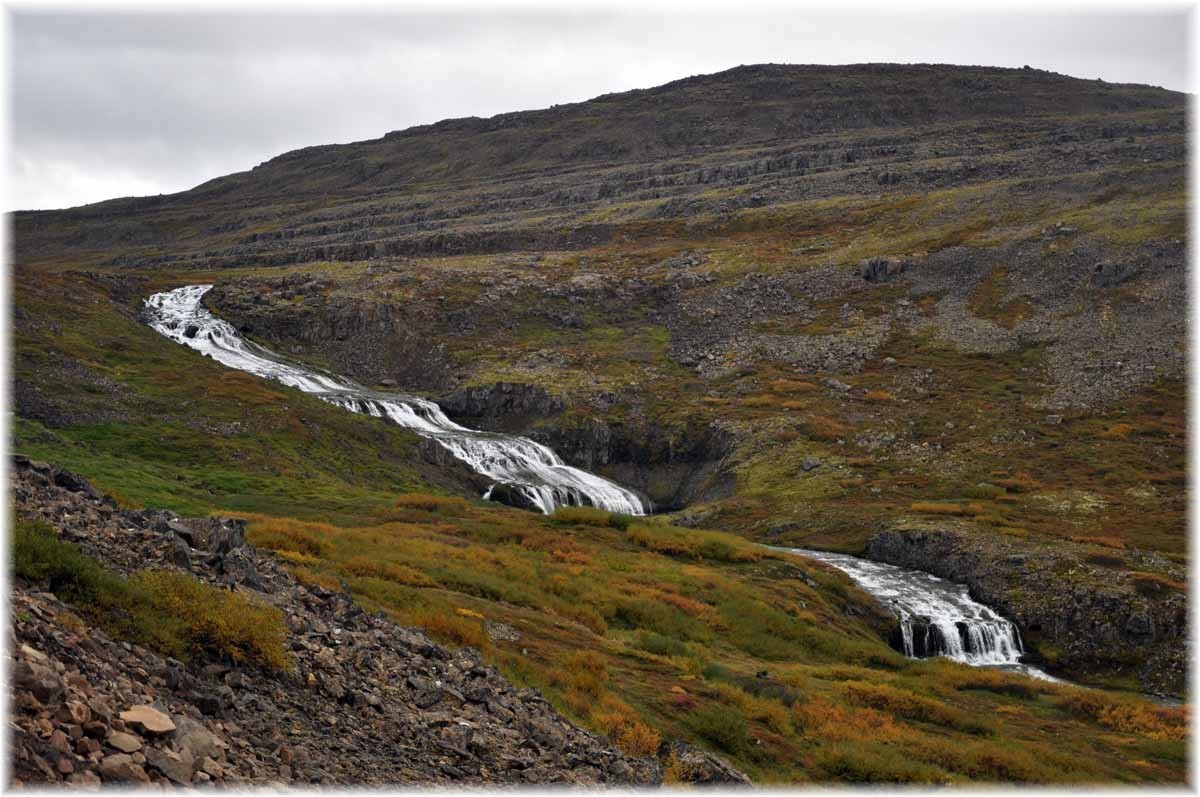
left=413, top=610, right=488, bottom=649
left=244, top=515, right=336, bottom=558
left=793, top=696, right=902, bottom=742
left=1071, top=535, right=1126, bottom=550
left=910, top=502, right=968, bottom=516
left=338, top=556, right=435, bottom=587
left=1058, top=691, right=1187, bottom=741
left=769, top=380, right=820, bottom=394
left=290, top=566, right=342, bottom=593
left=803, top=414, right=852, bottom=441
left=593, top=693, right=662, bottom=757
left=394, top=493, right=469, bottom=513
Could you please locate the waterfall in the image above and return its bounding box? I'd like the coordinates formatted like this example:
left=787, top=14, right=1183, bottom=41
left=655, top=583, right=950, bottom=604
left=142, top=285, right=648, bottom=516
left=778, top=547, right=1057, bottom=679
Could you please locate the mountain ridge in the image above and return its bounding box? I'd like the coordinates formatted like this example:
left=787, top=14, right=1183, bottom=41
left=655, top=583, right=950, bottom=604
left=15, top=62, right=1184, bottom=217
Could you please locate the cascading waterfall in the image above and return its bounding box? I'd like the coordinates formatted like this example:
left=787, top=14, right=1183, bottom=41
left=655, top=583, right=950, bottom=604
left=142, top=285, right=648, bottom=516
left=778, top=547, right=1057, bottom=679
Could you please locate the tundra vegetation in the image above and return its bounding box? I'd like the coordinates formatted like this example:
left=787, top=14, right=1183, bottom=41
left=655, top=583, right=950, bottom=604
left=12, top=64, right=1188, bottom=783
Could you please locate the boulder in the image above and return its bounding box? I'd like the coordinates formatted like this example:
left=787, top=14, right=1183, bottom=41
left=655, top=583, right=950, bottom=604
left=99, top=753, right=150, bottom=783
left=105, top=731, right=143, bottom=753
left=858, top=256, right=906, bottom=283
left=119, top=706, right=175, bottom=737
left=173, top=716, right=220, bottom=762
left=144, top=745, right=195, bottom=784
left=13, top=659, right=64, bottom=704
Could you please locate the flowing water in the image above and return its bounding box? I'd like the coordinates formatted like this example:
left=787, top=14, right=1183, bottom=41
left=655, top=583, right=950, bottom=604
left=146, top=284, right=1063, bottom=680
left=776, top=547, right=1059, bottom=680
left=142, top=285, right=648, bottom=516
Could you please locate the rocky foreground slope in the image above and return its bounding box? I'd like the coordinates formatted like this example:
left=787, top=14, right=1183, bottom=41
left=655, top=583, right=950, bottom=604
left=9, top=456, right=746, bottom=787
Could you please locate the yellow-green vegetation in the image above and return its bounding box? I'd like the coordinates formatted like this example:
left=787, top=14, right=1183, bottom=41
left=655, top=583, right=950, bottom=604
left=225, top=500, right=1184, bottom=783
left=13, top=519, right=289, bottom=671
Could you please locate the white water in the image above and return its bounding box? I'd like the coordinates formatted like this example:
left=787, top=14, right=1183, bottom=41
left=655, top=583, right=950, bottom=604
left=779, top=547, right=1059, bottom=680
left=142, top=284, right=648, bottom=516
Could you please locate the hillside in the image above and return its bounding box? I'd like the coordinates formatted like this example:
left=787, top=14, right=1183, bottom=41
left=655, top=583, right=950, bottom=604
left=10, top=63, right=1189, bottom=785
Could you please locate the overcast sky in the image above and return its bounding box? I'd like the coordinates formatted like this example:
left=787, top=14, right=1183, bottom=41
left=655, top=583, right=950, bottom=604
left=8, top=9, right=1191, bottom=211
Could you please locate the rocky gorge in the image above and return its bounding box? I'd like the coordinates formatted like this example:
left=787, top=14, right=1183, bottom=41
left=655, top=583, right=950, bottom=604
left=866, top=524, right=1187, bottom=697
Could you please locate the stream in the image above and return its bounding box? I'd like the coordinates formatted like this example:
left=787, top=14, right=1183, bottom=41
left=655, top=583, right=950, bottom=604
left=146, top=284, right=1058, bottom=679
left=775, top=547, right=1059, bottom=681
left=142, top=285, right=648, bottom=516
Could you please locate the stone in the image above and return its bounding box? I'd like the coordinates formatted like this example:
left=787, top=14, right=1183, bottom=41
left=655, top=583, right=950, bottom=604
left=144, top=745, right=195, bottom=784
left=56, top=755, right=75, bottom=775
left=858, top=256, right=906, bottom=283
left=67, top=770, right=102, bottom=789
left=99, top=753, right=150, bottom=783
left=106, top=731, right=143, bottom=753
left=82, top=721, right=108, bottom=739
left=49, top=729, right=72, bottom=754
left=1045, top=414, right=1063, bottom=425
left=119, top=706, right=175, bottom=736
left=801, top=457, right=822, bottom=472
left=61, top=700, right=91, bottom=725
left=13, top=659, right=64, bottom=704
left=166, top=533, right=192, bottom=569
left=174, top=716, right=219, bottom=762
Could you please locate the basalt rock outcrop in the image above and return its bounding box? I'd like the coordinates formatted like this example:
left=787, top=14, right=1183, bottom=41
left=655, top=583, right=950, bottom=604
left=11, top=456, right=752, bottom=786
left=528, top=416, right=737, bottom=511
left=866, top=524, right=1186, bottom=697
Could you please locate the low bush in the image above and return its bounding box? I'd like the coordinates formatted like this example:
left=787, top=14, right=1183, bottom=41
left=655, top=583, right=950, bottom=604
left=131, top=570, right=291, bottom=671
left=636, top=631, right=689, bottom=657
left=626, top=524, right=760, bottom=563
left=549, top=506, right=635, bottom=530
left=843, top=681, right=992, bottom=735
left=337, top=556, right=435, bottom=587
left=687, top=704, right=750, bottom=754
left=909, top=502, right=969, bottom=516
left=244, top=516, right=335, bottom=558
left=394, top=493, right=469, bottom=513
left=15, top=520, right=291, bottom=671
left=814, top=742, right=947, bottom=783
left=1057, top=691, right=1186, bottom=741
left=413, top=609, right=488, bottom=649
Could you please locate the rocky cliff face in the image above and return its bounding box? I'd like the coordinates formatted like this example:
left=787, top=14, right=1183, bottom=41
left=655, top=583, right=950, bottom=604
left=8, top=457, right=746, bottom=787
left=865, top=525, right=1186, bottom=697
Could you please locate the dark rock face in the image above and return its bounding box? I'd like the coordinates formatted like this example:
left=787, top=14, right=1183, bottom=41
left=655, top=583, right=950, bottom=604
left=485, top=483, right=546, bottom=513
left=858, top=256, right=906, bottom=283
left=529, top=416, right=737, bottom=511
left=204, top=280, right=459, bottom=393
left=440, top=383, right=566, bottom=433
left=866, top=526, right=1186, bottom=697
left=9, top=457, right=672, bottom=787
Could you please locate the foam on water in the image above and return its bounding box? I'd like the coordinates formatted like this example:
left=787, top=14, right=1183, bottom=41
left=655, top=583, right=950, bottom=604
left=143, top=285, right=648, bottom=516
left=777, top=546, right=1060, bottom=680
